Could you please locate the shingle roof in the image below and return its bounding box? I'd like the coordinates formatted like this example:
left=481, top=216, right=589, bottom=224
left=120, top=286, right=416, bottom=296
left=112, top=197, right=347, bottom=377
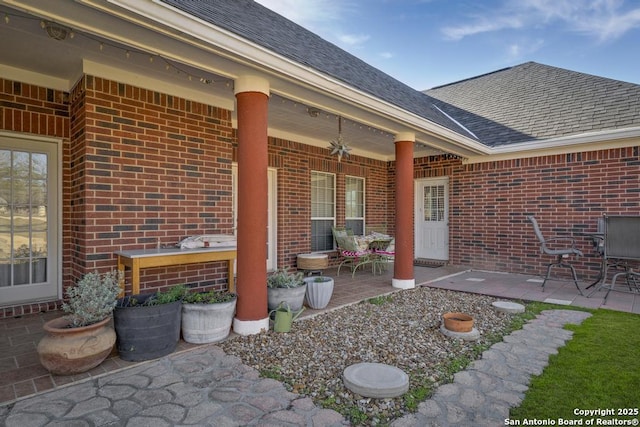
left=425, top=62, right=640, bottom=147
left=159, top=0, right=472, bottom=139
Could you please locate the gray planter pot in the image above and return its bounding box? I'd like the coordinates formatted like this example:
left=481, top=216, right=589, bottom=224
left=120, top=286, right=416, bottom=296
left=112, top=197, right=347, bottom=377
left=267, top=284, right=307, bottom=311
left=304, top=276, right=334, bottom=309
left=181, top=297, right=237, bottom=344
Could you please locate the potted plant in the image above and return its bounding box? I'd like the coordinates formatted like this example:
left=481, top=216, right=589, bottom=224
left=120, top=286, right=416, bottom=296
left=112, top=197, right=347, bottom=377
left=113, top=284, right=186, bottom=362
left=267, top=267, right=306, bottom=311
left=303, top=275, right=334, bottom=309
left=181, top=290, right=237, bottom=344
left=36, top=270, right=122, bottom=375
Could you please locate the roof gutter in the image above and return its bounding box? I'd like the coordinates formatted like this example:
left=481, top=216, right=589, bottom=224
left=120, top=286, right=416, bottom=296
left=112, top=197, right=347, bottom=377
left=463, top=126, right=640, bottom=164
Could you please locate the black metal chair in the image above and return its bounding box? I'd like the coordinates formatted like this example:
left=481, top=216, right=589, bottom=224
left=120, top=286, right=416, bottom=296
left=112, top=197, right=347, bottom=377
left=599, top=215, right=640, bottom=303
left=527, top=216, right=583, bottom=295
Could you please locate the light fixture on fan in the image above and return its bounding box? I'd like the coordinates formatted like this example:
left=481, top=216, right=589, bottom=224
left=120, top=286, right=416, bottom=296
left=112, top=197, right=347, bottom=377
left=328, top=116, right=351, bottom=161
left=42, top=21, right=72, bottom=41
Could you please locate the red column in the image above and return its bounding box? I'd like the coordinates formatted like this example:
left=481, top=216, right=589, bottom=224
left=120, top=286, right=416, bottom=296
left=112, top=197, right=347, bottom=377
left=393, top=133, right=416, bottom=289
left=233, top=76, right=270, bottom=335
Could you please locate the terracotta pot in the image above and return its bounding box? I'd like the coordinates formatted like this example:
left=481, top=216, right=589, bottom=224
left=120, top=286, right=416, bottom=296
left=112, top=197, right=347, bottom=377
left=37, top=316, right=115, bottom=375
left=442, top=312, right=474, bottom=333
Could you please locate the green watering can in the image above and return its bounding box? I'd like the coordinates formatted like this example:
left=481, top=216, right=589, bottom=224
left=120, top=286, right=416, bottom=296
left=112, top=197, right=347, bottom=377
left=269, top=302, right=305, bottom=332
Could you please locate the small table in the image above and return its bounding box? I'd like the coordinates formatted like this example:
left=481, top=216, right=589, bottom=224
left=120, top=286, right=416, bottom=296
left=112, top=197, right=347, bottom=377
left=115, top=246, right=237, bottom=295
left=368, top=238, right=394, bottom=274
left=578, top=232, right=604, bottom=289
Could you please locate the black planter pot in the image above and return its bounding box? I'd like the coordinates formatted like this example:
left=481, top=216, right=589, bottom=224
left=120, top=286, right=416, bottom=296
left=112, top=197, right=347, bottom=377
left=114, top=293, right=182, bottom=362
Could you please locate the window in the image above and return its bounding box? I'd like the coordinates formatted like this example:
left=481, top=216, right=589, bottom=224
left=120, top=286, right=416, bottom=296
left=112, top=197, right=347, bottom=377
left=0, top=149, right=48, bottom=285
left=423, top=184, right=445, bottom=222
left=345, top=176, right=365, bottom=235
left=311, top=172, right=335, bottom=251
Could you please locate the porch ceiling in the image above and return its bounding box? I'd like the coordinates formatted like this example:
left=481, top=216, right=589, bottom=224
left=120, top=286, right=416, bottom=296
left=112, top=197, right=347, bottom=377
left=0, top=0, right=480, bottom=161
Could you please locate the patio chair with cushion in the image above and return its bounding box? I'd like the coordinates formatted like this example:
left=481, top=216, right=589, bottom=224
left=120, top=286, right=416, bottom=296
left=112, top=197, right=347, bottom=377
left=527, top=215, right=584, bottom=295
left=332, top=227, right=372, bottom=277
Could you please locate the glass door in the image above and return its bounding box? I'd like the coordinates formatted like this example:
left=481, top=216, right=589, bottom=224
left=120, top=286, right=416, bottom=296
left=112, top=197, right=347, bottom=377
left=0, top=136, right=58, bottom=304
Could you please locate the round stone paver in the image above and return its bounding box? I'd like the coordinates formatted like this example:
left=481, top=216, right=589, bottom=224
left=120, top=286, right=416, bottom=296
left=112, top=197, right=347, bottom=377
left=492, top=301, right=526, bottom=313
left=343, top=362, right=409, bottom=398
left=439, top=325, right=481, bottom=340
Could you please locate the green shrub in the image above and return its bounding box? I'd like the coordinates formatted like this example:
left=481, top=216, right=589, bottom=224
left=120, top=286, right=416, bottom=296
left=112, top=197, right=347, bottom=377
left=62, top=270, right=123, bottom=327
left=267, top=267, right=304, bottom=288
left=118, top=284, right=188, bottom=307
left=183, top=290, right=236, bottom=304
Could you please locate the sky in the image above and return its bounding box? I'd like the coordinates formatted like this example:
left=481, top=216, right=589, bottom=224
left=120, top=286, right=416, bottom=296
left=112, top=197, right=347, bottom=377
left=254, top=0, right=640, bottom=90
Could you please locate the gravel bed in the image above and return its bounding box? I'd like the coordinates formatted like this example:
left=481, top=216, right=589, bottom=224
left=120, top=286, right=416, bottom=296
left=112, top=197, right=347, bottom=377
left=219, top=286, right=519, bottom=424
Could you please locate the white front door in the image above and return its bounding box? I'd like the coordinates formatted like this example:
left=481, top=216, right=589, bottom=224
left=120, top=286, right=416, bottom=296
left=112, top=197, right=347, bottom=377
left=232, top=165, right=277, bottom=272
left=415, top=178, right=449, bottom=260
left=0, top=134, right=60, bottom=305
left=266, top=168, right=277, bottom=271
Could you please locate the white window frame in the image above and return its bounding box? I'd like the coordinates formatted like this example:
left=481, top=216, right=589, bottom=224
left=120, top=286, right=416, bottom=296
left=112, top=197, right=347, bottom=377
left=311, top=171, right=336, bottom=252
left=345, top=175, right=365, bottom=235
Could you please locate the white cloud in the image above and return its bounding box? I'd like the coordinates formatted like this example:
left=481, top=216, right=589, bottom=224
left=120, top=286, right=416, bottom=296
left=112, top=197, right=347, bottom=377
left=338, top=33, right=370, bottom=46
left=254, top=0, right=351, bottom=31
left=379, top=52, right=394, bottom=59
left=508, top=43, right=521, bottom=57
left=255, top=0, right=372, bottom=49
left=442, top=0, right=640, bottom=42
left=442, top=17, right=523, bottom=40
left=571, top=4, right=640, bottom=41
left=506, top=38, right=545, bottom=60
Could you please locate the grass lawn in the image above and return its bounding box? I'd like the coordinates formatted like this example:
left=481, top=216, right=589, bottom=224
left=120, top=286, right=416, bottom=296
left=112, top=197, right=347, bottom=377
left=510, top=306, right=640, bottom=423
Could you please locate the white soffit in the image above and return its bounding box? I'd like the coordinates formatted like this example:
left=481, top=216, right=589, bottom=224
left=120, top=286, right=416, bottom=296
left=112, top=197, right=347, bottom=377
left=267, top=128, right=391, bottom=162
left=0, top=64, right=70, bottom=92
left=83, top=60, right=233, bottom=110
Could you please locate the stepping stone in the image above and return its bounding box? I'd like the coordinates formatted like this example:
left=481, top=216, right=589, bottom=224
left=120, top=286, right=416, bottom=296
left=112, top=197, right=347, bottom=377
left=343, top=362, right=409, bottom=398
left=543, top=298, right=572, bottom=306
left=492, top=301, right=525, bottom=313
left=439, top=325, right=480, bottom=341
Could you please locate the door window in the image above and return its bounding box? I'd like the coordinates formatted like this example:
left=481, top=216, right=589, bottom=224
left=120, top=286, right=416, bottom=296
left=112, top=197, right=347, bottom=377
left=423, top=184, right=445, bottom=222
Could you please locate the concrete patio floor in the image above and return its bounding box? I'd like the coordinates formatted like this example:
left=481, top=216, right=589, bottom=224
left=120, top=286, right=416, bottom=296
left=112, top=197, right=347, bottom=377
left=1, top=263, right=638, bottom=406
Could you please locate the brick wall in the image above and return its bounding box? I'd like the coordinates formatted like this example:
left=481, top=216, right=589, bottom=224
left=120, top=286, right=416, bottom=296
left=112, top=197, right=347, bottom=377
left=73, top=76, right=235, bottom=294
left=265, top=138, right=389, bottom=268
left=411, top=149, right=640, bottom=279
left=0, top=79, right=69, bottom=137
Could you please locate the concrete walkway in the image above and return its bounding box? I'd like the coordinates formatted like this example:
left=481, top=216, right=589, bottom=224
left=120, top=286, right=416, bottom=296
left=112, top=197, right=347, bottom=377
left=0, top=345, right=348, bottom=427
left=0, top=309, right=591, bottom=426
